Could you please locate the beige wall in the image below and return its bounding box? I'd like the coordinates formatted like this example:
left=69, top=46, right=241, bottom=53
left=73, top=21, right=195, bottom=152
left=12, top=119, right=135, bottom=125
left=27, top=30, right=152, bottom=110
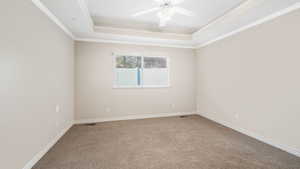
left=196, top=9, right=300, bottom=151
left=75, top=42, right=196, bottom=120
left=0, top=1, right=74, bottom=169
left=2, top=1, right=299, bottom=168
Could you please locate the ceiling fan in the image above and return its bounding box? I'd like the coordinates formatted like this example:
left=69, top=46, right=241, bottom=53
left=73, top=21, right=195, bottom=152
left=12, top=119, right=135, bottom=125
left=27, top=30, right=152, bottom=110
left=132, top=0, right=195, bottom=27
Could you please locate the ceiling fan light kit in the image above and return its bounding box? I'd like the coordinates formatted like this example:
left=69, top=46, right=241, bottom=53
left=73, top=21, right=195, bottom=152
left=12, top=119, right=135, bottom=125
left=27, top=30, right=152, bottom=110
left=133, top=0, right=195, bottom=27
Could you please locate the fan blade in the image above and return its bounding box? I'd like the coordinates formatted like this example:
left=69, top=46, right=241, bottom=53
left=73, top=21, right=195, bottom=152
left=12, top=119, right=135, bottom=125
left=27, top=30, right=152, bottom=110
left=154, top=0, right=165, bottom=3
left=173, top=7, right=194, bottom=16
left=172, top=0, right=185, bottom=5
left=132, top=7, right=160, bottom=17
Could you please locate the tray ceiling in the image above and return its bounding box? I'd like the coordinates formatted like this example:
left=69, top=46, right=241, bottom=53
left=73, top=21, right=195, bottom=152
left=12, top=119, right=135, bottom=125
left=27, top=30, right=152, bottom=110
left=87, top=0, right=244, bottom=34
left=37, top=0, right=300, bottom=48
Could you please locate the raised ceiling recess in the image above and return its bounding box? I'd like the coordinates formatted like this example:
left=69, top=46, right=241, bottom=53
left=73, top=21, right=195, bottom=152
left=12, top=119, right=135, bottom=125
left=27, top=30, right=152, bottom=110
left=36, top=0, right=300, bottom=48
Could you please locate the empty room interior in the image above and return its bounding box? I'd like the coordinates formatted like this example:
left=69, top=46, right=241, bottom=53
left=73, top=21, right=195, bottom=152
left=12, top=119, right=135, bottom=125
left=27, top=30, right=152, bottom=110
left=2, top=0, right=300, bottom=169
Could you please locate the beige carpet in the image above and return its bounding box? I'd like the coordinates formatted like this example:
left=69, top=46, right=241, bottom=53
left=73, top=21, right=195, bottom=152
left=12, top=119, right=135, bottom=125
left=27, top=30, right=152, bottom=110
left=33, top=115, right=300, bottom=169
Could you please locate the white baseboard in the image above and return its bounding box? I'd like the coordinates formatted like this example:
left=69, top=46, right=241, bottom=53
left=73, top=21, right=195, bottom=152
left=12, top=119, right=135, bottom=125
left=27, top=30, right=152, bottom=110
left=196, top=112, right=300, bottom=157
left=22, top=111, right=299, bottom=169
left=74, top=112, right=196, bottom=124
left=22, top=122, right=73, bottom=169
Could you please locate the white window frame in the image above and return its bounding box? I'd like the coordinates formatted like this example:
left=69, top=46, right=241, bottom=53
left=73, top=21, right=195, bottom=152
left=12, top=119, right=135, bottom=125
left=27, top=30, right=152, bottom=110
left=113, top=54, right=170, bottom=88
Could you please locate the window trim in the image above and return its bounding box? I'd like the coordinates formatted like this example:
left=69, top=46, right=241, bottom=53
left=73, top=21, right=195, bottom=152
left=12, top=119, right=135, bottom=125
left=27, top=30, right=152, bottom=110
left=113, top=54, right=170, bottom=88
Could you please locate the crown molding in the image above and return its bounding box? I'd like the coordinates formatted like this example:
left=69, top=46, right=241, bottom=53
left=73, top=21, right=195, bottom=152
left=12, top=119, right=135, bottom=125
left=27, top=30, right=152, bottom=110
left=75, top=28, right=196, bottom=48
left=94, top=26, right=190, bottom=36
left=32, top=0, right=300, bottom=50
left=31, top=0, right=195, bottom=48
left=75, top=38, right=197, bottom=49
left=193, top=0, right=250, bottom=37
left=31, top=0, right=75, bottom=39
left=94, top=26, right=192, bottom=40
left=77, top=0, right=94, bottom=32
left=196, top=2, right=300, bottom=48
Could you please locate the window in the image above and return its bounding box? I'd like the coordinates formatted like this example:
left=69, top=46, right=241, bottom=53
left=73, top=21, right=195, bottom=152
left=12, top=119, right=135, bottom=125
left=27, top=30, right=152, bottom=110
left=114, top=55, right=169, bottom=88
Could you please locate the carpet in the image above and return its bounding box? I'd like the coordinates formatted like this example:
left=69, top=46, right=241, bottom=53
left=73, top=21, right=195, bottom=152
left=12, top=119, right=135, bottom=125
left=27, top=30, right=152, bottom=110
left=33, top=115, right=300, bottom=169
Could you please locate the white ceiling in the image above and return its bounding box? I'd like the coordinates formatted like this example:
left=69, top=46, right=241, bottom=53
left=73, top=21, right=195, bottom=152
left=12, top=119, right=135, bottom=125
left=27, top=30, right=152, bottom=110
left=193, top=0, right=300, bottom=45
left=38, top=0, right=300, bottom=48
left=87, top=0, right=245, bottom=34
